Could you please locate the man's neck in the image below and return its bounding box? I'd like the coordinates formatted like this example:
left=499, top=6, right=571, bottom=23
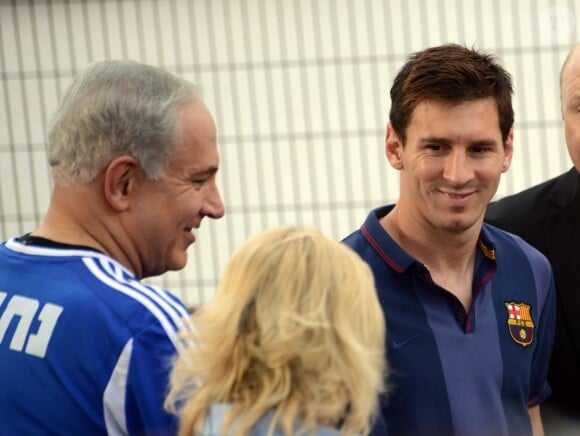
left=381, top=206, right=480, bottom=310
left=34, top=184, right=140, bottom=278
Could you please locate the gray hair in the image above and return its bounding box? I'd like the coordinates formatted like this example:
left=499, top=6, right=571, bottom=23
left=48, top=60, right=201, bottom=185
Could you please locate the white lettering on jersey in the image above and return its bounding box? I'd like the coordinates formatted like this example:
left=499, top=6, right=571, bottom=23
left=0, top=292, right=63, bottom=358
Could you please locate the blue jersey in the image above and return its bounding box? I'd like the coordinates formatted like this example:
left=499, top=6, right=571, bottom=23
left=343, top=206, right=556, bottom=436
left=0, top=237, right=190, bottom=435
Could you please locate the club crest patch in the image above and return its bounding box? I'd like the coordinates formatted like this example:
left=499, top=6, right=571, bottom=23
left=505, top=302, right=535, bottom=347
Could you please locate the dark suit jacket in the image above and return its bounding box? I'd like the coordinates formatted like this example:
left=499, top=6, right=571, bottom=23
left=486, top=168, right=580, bottom=422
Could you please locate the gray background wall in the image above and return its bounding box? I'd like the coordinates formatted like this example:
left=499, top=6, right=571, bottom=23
left=2, top=0, right=579, bottom=305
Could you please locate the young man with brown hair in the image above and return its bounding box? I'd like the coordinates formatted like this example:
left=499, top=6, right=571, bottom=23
left=344, top=44, right=555, bottom=436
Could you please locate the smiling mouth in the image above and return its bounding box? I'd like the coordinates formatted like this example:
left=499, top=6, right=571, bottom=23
left=184, top=228, right=196, bottom=243
left=446, top=192, right=470, bottom=199
left=438, top=190, right=475, bottom=203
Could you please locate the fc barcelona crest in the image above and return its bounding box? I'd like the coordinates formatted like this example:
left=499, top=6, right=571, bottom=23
left=505, top=302, right=535, bottom=347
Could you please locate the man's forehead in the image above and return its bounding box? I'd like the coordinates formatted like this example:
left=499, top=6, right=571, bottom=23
left=410, top=97, right=500, bottom=119
left=562, top=46, right=580, bottom=85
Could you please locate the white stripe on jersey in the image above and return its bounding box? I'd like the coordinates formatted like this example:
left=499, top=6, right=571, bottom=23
left=6, top=238, right=192, bottom=347
left=96, top=257, right=190, bottom=332
left=6, top=238, right=119, bottom=262
left=141, top=283, right=190, bottom=323
left=83, top=258, right=186, bottom=352
left=103, top=338, right=131, bottom=436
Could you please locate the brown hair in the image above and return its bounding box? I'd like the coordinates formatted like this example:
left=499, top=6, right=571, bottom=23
left=389, top=44, right=514, bottom=144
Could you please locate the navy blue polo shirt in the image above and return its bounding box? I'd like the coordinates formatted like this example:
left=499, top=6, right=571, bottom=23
left=343, top=205, right=556, bottom=436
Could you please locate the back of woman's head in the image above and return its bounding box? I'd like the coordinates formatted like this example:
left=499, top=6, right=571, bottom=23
left=167, top=226, right=387, bottom=436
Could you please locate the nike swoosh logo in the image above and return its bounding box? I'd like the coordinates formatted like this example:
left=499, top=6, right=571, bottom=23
left=391, top=333, right=422, bottom=350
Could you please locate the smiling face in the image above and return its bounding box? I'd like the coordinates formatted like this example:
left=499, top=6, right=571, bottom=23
left=131, top=100, right=225, bottom=277
left=386, top=97, right=513, bottom=235
left=561, top=45, right=580, bottom=171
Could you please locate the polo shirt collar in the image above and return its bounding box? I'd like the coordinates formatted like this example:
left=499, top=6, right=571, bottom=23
left=362, top=205, right=498, bottom=272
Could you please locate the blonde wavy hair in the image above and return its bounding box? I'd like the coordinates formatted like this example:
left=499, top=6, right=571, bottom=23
left=165, top=226, right=387, bottom=435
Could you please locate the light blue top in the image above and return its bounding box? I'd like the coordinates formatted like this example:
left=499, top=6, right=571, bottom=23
left=202, top=404, right=340, bottom=435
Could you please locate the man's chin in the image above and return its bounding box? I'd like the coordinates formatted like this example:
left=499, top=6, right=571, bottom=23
left=167, top=256, right=188, bottom=272
left=439, top=217, right=477, bottom=234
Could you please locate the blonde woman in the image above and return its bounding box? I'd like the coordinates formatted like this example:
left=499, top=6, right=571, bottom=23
left=165, top=226, right=387, bottom=435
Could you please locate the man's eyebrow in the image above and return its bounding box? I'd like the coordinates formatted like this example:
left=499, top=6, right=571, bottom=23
left=470, top=139, right=498, bottom=146
left=421, top=136, right=448, bottom=143
left=420, top=136, right=498, bottom=146
left=419, top=136, right=454, bottom=146
left=190, top=166, right=219, bottom=177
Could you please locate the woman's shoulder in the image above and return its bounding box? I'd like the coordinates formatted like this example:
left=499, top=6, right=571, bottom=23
left=251, top=410, right=340, bottom=436
left=202, top=404, right=340, bottom=435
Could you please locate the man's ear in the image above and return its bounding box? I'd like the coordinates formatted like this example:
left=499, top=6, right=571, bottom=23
left=501, top=127, right=514, bottom=173
left=386, top=122, right=404, bottom=170
left=104, top=156, right=139, bottom=211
